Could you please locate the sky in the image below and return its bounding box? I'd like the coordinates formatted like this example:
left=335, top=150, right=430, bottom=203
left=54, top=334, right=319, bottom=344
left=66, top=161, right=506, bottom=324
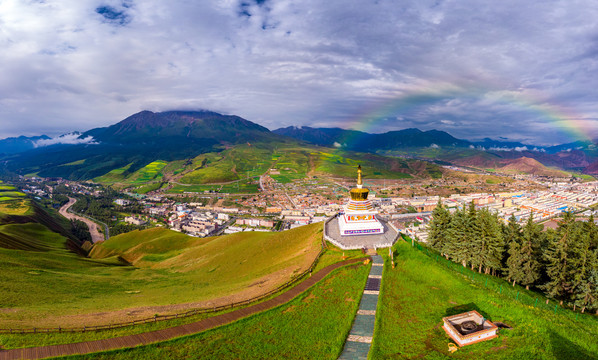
left=2, top=0, right=598, bottom=145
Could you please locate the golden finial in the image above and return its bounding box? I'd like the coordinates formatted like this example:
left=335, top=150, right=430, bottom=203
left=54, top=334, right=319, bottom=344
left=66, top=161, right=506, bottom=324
left=357, top=165, right=362, bottom=186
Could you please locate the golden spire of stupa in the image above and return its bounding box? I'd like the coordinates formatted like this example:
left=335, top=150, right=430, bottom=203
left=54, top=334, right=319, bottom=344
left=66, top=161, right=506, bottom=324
left=357, top=165, right=363, bottom=187
left=350, top=165, right=369, bottom=201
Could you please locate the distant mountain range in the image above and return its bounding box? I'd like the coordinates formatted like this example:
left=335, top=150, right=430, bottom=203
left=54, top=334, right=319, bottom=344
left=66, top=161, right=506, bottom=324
left=0, top=135, right=50, bottom=155
left=273, top=125, right=598, bottom=175
left=1, top=110, right=597, bottom=180
left=273, top=126, right=471, bottom=150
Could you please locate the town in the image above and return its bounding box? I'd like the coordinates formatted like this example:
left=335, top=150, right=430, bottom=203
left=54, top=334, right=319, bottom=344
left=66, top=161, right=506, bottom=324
left=15, top=169, right=598, bottom=244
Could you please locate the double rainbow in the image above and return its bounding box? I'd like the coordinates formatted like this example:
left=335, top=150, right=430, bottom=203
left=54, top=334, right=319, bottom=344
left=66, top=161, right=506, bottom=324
left=334, top=85, right=593, bottom=147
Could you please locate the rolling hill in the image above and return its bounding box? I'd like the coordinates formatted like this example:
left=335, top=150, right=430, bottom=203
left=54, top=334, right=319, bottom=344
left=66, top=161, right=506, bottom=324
left=0, top=222, right=323, bottom=328
left=497, top=157, right=570, bottom=177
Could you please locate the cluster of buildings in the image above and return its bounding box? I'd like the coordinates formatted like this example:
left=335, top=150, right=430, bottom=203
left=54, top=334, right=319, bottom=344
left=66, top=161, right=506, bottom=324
left=394, top=181, right=598, bottom=243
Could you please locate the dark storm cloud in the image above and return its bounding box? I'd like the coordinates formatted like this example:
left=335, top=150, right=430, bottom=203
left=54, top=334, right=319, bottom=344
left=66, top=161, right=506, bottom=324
left=1, top=0, right=598, bottom=145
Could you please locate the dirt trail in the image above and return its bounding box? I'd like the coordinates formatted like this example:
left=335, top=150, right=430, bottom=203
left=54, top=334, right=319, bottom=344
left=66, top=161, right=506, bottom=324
left=59, top=197, right=104, bottom=243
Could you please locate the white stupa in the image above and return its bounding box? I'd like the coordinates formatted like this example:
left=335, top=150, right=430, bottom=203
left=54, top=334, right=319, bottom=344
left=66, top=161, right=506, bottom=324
left=338, top=165, right=385, bottom=236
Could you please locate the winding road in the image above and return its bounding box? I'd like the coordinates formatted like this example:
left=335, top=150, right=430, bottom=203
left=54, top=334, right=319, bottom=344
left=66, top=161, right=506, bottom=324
left=59, top=197, right=105, bottom=243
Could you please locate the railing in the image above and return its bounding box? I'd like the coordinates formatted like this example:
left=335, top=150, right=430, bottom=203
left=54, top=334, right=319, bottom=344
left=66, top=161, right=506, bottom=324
left=0, top=237, right=326, bottom=334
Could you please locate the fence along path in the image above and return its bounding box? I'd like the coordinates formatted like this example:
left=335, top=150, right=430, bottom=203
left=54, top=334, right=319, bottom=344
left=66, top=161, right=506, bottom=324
left=0, top=257, right=367, bottom=360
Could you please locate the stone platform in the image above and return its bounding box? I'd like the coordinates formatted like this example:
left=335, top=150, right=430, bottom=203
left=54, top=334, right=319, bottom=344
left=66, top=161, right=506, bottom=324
left=324, top=216, right=399, bottom=250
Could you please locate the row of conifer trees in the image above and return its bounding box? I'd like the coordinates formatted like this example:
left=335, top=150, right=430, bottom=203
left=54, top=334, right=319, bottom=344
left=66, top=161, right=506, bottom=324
left=427, top=202, right=598, bottom=314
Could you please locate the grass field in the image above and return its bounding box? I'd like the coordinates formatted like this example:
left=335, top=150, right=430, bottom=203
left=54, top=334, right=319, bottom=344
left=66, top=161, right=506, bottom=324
left=370, top=240, right=598, bottom=359
left=0, top=223, right=323, bottom=328
left=0, top=184, right=32, bottom=215
left=0, top=199, right=32, bottom=215
left=57, top=262, right=370, bottom=360
left=312, top=150, right=414, bottom=179
left=93, top=163, right=133, bottom=183
left=179, top=145, right=273, bottom=184
left=129, top=161, right=168, bottom=184
left=0, top=242, right=364, bottom=350
left=168, top=179, right=259, bottom=194
left=132, top=182, right=163, bottom=194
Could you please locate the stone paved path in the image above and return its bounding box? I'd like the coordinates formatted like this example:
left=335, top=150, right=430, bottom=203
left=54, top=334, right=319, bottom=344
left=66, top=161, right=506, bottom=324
left=338, top=254, right=384, bottom=360
left=0, top=258, right=366, bottom=360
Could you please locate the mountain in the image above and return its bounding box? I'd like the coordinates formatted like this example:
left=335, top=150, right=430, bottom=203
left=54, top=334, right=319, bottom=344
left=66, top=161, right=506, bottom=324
left=0, top=135, right=50, bottom=155
left=471, top=138, right=538, bottom=150
left=84, top=110, right=273, bottom=144
left=545, top=140, right=596, bottom=154
left=273, top=126, right=470, bottom=151
left=3, top=111, right=285, bottom=180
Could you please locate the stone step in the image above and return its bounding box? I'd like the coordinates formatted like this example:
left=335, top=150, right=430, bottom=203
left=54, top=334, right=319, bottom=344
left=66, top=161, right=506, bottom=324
left=347, top=335, right=373, bottom=343
left=357, top=309, right=376, bottom=315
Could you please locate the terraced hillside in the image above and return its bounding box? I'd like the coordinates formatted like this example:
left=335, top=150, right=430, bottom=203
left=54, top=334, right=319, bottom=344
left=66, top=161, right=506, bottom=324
left=0, top=223, right=323, bottom=328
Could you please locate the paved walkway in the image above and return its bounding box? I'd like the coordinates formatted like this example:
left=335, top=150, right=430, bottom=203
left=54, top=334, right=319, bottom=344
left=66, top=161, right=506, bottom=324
left=339, top=254, right=384, bottom=360
left=0, top=258, right=367, bottom=360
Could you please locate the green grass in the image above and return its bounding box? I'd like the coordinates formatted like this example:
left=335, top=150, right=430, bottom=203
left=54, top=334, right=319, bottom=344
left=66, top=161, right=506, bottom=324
left=0, top=224, right=323, bottom=328
left=0, top=245, right=360, bottom=350
left=0, top=185, right=17, bottom=191
left=59, top=159, right=86, bottom=166
left=168, top=180, right=259, bottom=194
left=57, top=263, right=370, bottom=360
left=0, top=191, right=26, bottom=197
left=370, top=240, right=598, bottom=359
left=180, top=145, right=274, bottom=184
left=0, top=199, right=32, bottom=215
left=132, top=182, right=163, bottom=194
left=0, top=223, right=67, bottom=251
left=313, top=150, right=413, bottom=179
left=130, top=161, right=168, bottom=184
left=93, top=163, right=133, bottom=183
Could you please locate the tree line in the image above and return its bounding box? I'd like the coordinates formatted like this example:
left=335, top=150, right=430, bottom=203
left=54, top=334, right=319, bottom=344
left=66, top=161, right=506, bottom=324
left=428, top=201, right=598, bottom=314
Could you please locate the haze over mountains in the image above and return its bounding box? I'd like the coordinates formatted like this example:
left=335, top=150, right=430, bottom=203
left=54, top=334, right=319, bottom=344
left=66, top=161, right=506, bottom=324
left=2, top=110, right=598, bottom=179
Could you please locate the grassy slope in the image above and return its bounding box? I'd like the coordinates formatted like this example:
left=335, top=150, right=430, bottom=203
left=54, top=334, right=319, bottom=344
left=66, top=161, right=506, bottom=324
left=370, top=240, right=598, bottom=360
left=58, top=263, right=370, bottom=360
left=0, top=224, right=322, bottom=328
left=0, top=243, right=365, bottom=349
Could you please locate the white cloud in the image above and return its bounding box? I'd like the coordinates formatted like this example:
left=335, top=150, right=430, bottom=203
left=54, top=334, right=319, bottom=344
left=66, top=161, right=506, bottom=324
left=333, top=141, right=342, bottom=148
left=430, top=143, right=440, bottom=149
left=34, top=133, right=97, bottom=147
left=0, top=1, right=597, bottom=145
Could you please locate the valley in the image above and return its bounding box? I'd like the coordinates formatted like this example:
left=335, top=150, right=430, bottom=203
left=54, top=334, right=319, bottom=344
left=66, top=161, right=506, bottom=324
left=1, top=110, right=597, bottom=359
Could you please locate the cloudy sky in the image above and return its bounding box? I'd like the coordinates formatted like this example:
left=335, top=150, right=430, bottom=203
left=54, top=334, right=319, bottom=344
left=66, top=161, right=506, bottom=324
left=2, top=0, right=598, bottom=145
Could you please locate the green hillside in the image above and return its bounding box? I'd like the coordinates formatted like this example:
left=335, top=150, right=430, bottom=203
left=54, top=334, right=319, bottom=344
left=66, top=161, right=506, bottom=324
left=69, top=141, right=443, bottom=189
left=0, top=223, right=323, bottom=328
left=370, top=240, right=598, bottom=359
left=174, top=144, right=436, bottom=186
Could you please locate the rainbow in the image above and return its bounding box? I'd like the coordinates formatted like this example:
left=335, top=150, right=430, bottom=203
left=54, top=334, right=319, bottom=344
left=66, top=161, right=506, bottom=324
left=334, top=85, right=594, bottom=147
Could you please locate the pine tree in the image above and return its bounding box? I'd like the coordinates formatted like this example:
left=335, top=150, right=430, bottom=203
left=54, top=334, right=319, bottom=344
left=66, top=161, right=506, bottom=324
left=473, top=208, right=504, bottom=274
left=571, top=219, right=597, bottom=312
left=505, top=240, right=523, bottom=286
left=543, top=215, right=577, bottom=303
left=428, top=199, right=451, bottom=254
left=444, top=208, right=470, bottom=267
left=503, top=214, right=522, bottom=246
left=518, top=215, right=542, bottom=290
